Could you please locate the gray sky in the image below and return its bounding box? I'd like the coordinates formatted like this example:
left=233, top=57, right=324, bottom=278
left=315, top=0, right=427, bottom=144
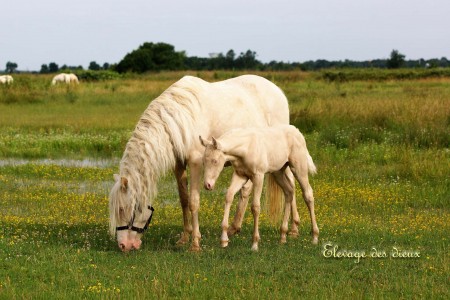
left=1, top=0, right=449, bottom=71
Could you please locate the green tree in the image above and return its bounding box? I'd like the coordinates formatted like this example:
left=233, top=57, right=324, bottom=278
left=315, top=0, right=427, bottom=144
left=116, top=42, right=185, bottom=73
left=235, top=50, right=261, bottom=70
left=387, top=50, right=405, bottom=69
left=225, top=49, right=236, bottom=69
left=5, top=61, right=18, bottom=73
left=49, top=62, right=59, bottom=73
left=40, top=64, right=49, bottom=74
left=89, top=61, right=101, bottom=71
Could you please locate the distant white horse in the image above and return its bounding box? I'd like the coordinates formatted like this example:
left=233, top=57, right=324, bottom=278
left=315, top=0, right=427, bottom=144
left=0, top=75, right=13, bottom=84
left=109, top=75, right=293, bottom=252
left=51, top=73, right=79, bottom=85
left=200, top=125, right=319, bottom=251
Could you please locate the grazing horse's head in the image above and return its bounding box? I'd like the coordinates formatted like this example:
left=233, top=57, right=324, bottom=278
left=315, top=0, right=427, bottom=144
left=109, top=174, right=154, bottom=252
left=199, top=136, right=226, bottom=190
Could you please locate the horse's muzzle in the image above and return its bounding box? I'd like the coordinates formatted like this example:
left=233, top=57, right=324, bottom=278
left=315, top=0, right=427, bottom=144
left=204, top=182, right=214, bottom=190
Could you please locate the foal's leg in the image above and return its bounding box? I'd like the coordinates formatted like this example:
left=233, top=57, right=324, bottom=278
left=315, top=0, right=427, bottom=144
left=272, top=169, right=295, bottom=244
left=221, top=173, right=248, bottom=247
left=175, top=161, right=192, bottom=245
left=228, top=180, right=253, bottom=236
left=284, top=167, right=301, bottom=237
left=290, top=160, right=319, bottom=245
left=250, top=173, right=264, bottom=251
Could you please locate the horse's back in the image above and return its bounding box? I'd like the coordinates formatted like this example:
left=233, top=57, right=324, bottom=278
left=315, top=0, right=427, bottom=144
left=0, top=75, right=13, bottom=84
left=201, top=75, right=289, bottom=137
left=213, top=75, right=289, bottom=124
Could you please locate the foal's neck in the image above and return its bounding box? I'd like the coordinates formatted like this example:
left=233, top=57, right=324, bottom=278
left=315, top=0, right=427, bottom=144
left=221, top=135, right=252, bottom=160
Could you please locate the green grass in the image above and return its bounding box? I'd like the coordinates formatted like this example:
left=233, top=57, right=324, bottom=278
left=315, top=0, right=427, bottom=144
left=0, top=71, right=448, bottom=299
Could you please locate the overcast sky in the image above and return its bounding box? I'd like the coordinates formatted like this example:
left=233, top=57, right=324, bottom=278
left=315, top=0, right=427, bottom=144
left=1, top=0, right=449, bottom=71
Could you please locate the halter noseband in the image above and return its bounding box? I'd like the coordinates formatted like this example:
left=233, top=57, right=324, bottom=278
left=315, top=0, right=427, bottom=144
left=116, top=205, right=155, bottom=234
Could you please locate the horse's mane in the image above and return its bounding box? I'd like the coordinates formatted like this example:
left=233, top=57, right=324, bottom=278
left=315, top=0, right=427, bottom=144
left=118, top=77, right=203, bottom=209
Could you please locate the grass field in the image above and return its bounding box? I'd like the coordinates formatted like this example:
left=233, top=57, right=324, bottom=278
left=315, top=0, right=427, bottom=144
left=0, top=71, right=448, bottom=299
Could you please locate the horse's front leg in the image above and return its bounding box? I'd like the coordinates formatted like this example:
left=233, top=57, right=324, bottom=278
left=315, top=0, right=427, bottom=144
left=251, top=174, right=264, bottom=251
left=175, top=160, right=191, bottom=245
left=228, top=180, right=253, bottom=236
left=221, top=173, right=248, bottom=247
left=188, top=158, right=203, bottom=251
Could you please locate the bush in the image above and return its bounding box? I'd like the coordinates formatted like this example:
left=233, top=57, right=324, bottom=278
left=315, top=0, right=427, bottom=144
left=320, top=68, right=450, bottom=82
left=75, top=70, right=121, bottom=81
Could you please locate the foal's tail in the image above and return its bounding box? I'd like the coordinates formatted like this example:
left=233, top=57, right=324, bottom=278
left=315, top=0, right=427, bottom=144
left=265, top=174, right=284, bottom=225
left=265, top=152, right=317, bottom=226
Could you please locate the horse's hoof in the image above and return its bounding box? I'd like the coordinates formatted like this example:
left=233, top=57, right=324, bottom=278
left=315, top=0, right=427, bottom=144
left=189, top=245, right=202, bottom=252
left=220, top=240, right=229, bottom=248
left=227, top=227, right=241, bottom=236
left=280, top=237, right=287, bottom=244
left=288, top=230, right=299, bottom=237
left=176, top=237, right=189, bottom=246
left=176, top=239, right=187, bottom=245
left=176, top=232, right=190, bottom=245
left=312, top=237, right=319, bottom=245
left=251, top=244, right=259, bottom=251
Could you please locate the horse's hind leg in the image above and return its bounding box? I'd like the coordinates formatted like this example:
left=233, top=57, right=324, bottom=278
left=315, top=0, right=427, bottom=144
left=175, top=160, right=192, bottom=245
left=284, top=167, right=300, bottom=237
left=272, top=169, right=295, bottom=244
left=290, top=160, right=319, bottom=245
left=250, top=174, right=264, bottom=251
left=229, top=180, right=253, bottom=236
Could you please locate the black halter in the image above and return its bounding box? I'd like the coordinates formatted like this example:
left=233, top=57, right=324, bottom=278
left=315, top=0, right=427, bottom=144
left=116, top=205, right=155, bottom=234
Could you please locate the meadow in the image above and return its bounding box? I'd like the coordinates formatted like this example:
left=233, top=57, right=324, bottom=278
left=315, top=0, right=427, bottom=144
left=0, top=70, right=448, bottom=299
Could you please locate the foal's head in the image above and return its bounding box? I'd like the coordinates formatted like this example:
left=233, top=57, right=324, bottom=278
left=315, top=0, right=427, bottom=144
left=199, top=136, right=226, bottom=190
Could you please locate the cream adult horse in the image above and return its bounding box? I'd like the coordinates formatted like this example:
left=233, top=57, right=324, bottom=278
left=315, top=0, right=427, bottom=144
left=66, top=73, right=79, bottom=84
left=51, top=73, right=79, bottom=85
left=200, top=125, right=319, bottom=251
left=109, top=75, right=294, bottom=252
left=0, top=75, right=13, bottom=84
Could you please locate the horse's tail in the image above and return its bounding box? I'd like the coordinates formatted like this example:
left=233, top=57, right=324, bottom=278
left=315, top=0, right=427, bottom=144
left=265, top=153, right=316, bottom=225
left=307, top=154, right=317, bottom=175
left=265, top=173, right=285, bottom=225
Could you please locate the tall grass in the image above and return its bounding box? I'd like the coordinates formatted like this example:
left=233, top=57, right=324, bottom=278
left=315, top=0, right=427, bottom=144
left=1, top=72, right=449, bottom=156
left=288, top=79, right=449, bottom=148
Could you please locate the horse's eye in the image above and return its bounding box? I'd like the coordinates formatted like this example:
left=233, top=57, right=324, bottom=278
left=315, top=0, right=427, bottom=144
left=212, top=159, right=218, bottom=165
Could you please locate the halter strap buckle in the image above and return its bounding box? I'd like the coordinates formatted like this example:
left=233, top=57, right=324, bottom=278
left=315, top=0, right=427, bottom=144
left=116, top=206, right=154, bottom=233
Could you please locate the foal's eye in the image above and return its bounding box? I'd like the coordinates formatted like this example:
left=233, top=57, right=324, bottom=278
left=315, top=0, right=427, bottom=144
left=212, top=159, right=218, bottom=165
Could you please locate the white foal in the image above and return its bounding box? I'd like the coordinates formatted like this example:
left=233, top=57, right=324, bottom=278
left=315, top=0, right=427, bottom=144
left=201, top=124, right=319, bottom=251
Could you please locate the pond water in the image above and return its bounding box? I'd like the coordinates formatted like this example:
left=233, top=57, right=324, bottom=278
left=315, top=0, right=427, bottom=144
left=0, top=158, right=120, bottom=168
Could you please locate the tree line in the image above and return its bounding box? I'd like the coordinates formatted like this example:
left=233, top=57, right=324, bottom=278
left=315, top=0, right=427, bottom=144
left=113, top=44, right=449, bottom=72
left=4, top=43, right=449, bottom=74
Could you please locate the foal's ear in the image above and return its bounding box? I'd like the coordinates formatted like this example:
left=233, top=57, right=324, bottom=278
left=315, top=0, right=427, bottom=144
left=199, top=135, right=208, bottom=147
left=120, top=177, right=128, bottom=193
left=212, top=137, right=222, bottom=150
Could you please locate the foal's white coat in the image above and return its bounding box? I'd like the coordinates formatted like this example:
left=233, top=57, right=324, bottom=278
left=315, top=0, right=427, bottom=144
left=0, top=75, right=13, bottom=84
left=201, top=125, right=319, bottom=250
left=52, top=73, right=79, bottom=85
